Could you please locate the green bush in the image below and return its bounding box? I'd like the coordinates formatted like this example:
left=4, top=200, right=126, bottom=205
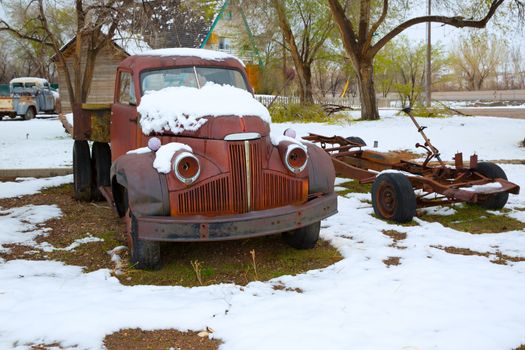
left=269, top=103, right=349, bottom=123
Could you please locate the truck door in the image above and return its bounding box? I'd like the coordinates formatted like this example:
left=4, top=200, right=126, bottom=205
left=42, top=83, right=54, bottom=111
left=111, top=70, right=139, bottom=161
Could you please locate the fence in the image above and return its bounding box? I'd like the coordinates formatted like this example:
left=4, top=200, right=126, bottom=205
left=255, top=94, right=395, bottom=109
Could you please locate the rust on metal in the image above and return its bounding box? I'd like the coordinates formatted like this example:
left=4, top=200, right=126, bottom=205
left=304, top=112, right=520, bottom=209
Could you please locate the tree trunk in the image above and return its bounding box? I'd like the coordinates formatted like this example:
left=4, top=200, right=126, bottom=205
left=356, top=61, right=380, bottom=120
left=300, top=63, right=314, bottom=104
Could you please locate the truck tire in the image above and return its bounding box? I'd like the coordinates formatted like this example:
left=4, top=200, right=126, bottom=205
left=91, top=142, right=112, bottom=201
left=73, top=140, right=92, bottom=201
left=346, top=136, right=366, bottom=146
left=372, top=173, right=416, bottom=223
left=126, top=209, right=161, bottom=270
left=282, top=222, right=320, bottom=249
left=24, top=107, right=35, bottom=120
left=475, top=162, right=509, bottom=210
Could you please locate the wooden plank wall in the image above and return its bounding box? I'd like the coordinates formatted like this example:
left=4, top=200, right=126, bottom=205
left=56, top=41, right=127, bottom=113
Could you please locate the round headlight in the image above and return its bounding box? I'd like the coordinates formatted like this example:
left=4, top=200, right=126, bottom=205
left=173, top=152, right=200, bottom=185
left=285, top=144, right=308, bottom=174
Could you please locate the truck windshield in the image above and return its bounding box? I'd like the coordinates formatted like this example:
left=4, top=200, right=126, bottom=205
left=141, top=67, right=247, bottom=94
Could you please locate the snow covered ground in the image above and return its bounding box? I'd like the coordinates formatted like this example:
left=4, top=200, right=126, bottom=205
left=2, top=110, right=523, bottom=170
left=0, top=116, right=73, bottom=169
left=0, top=111, right=524, bottom=349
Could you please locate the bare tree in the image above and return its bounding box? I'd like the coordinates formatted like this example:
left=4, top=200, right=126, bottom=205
left=0, top=0, right=137, bottom=112
left=450, top=32, right=504, bottom=90
left=271, top=0, right=335, bottom=104
left=327, top=0, right=523, bottom=119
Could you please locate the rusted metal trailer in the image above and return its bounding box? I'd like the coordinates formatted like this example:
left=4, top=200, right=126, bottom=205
left=304, top=108, right=520, bottom=223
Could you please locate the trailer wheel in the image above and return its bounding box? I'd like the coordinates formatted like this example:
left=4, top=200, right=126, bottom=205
left=91, top=142, right=112, bottom=201
left=372, top=173, right=416, bottom=223
left=475, top=162, right=509, bottom=210
left=23, top=107, right=35, bottom=120
left=346, top=136, right=366, bottom=146
left=125, top=208, right=161, bottom=270
left=282, top=221, right=320, bottom=249
left=73, top=140, right=92, bottom=201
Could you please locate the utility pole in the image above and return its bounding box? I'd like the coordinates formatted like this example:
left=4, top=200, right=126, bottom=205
left=425, top=0, right=432, bottom=107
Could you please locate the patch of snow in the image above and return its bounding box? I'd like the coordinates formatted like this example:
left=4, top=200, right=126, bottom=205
left=0, top=205, right=62, bottom=252
left=0, top=175, right=73, bottom=199
left=153, top=142, right=192, bottom=174
left=334, top=177, right=349, bottom=186
left=377, top=169, right=417, bottom=177
left=113, top=33, right=152, bottom=55
left=138, top=48, right=245, bottom=66
left=270, top=132, right=306, bottom=149
left=57, top=235, right=104, bottom=252
left=0, top=119, right=73, bottom=169
left=138, top=82, right=270, bottom=135
left=460, top=182, right=503, bottom=193
left=108, top=246, right=127, bottom=275
left=127, top=147, right=151, bottom=155
left=65, top=112, right=73, bottom=126
left=420, top=206, right=457, bottom=216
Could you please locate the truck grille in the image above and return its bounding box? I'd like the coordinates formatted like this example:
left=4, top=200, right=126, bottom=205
left=176, top=139, right=307, bottom=215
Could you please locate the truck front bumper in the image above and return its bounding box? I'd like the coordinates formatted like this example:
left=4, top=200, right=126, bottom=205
left=137, top=192, right=338, bottom=242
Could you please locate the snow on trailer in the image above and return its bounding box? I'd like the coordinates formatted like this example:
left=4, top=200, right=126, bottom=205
left=304, top=108, right=520, bottom=223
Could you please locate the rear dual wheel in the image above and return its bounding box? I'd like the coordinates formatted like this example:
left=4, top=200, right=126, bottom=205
left=73, top=140, right=111, bottom=201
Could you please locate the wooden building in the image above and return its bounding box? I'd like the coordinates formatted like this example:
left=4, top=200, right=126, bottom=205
left=53, top=38, right=147, bottom=113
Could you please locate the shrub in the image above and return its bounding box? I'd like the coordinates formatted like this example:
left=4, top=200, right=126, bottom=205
left=269, top=103, right=349, bottom=123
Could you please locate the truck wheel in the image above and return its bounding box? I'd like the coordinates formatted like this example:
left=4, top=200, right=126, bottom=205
left=73, top=140, right=92, bottom=201
left=346, top=136, right=366, bottom=146
left=475, top=162, right=509, bottom=210
left=91, top=142, right=112, bottom=201
left=125, top=209, right=161, bottom=270
left=282, top=222, right=320, bottom=249
left=372, top=173, right=416, bottom=223
left=24, top=107, right=35, bottom=120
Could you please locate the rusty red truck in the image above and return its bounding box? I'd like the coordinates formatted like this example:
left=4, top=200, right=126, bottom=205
left=72, top=48, right=337, bottom=269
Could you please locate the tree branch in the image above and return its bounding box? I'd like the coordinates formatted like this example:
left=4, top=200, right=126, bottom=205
left=370, top=0, right=505, bottom=57
left=327, top=0, right=359, bottom=65
left=366, top=0, right=388, bottom=48
left=0, top=20, right=54, bottom=47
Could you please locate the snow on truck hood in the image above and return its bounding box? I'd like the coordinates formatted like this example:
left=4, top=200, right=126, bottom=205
left=138, top=83, right=271, bottom=135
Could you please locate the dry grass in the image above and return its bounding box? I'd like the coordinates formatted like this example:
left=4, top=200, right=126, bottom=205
left=0, top=183, right=342, bottom=287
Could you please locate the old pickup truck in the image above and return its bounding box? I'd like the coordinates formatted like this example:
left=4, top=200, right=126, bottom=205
left=72, top=48, right=337, bottom=269
left=0, top=77, right=59, bottom=120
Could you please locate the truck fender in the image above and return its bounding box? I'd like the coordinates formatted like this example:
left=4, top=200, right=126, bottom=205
left=110, top=152, right=170, bottom=217
left=305, top=142, right=336, bottom=195
left=16, top=102, right=35, bottom=116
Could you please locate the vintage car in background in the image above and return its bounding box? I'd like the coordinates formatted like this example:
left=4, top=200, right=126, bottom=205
left=0, top=77, right=60, bottom=120
left=71, top=48, right=337, bottom=269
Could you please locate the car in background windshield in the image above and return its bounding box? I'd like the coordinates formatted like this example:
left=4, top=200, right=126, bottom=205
left=141, top=66, right=248, bottom=94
